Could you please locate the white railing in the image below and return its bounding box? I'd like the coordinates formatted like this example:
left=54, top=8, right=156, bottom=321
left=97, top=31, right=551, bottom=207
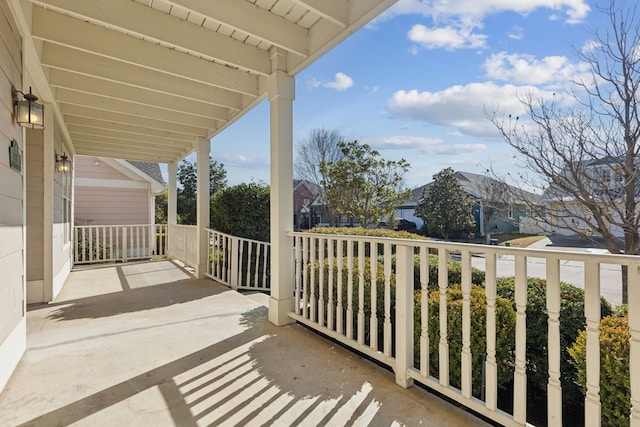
left=166, top=225, right=198, bottom=270
left=206, top=229, right=270, bottom=291
left=289, top=232, right=639, bottom=427
left=74, top=224, right=167, bottom=264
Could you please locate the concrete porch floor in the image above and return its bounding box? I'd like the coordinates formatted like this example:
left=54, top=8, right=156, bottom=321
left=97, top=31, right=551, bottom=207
left=0, top=260, right=488, bottom=427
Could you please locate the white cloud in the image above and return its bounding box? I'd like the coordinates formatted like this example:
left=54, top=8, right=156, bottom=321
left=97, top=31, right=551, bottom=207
left=307, top=73, right=354, bottom=91
left=482, top=51, right=590, bottom=86
left=367, top=135, right=486, bottom=155
left=387, top=82, right=563, bottom=137
left=408, top=24, right=487, bottom=50
left=382, top=0, right=589, bottom=24
left=324, top=72, right=354, bottom=91
left=507, top=26, right=524, bottom=40
left=216, top=153, right=269, bottom=168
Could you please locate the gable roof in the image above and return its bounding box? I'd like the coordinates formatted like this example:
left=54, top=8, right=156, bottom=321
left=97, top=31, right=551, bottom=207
left=128, top=161, right=164, bottom=185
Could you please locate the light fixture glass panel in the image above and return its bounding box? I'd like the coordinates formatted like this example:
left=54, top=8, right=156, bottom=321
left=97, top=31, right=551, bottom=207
left=16, top=99, right=44, bottom=129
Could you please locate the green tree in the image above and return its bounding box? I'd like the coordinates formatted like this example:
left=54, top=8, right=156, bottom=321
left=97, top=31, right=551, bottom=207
left=177, top=157, right=227, bottom=225
left=320, top=140, right=410, bottom=227
left=211, top=182, right=270, bottom=241
left=155, top=190, right=168, bottom=224
left=416, top=167, right=475, bottom=240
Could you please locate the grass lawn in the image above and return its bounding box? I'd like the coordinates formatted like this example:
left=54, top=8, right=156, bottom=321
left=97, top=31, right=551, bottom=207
left=456, top=232, right=546, bottom=247
left=500, top=234, right=546, bottom=247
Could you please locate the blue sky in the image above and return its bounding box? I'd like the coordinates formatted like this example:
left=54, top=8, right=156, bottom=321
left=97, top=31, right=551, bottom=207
left=203, top=0, right=603, bottom=189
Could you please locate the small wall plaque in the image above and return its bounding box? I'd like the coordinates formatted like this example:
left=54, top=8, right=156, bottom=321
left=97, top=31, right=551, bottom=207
left=9, top=139, right=21, bottom=172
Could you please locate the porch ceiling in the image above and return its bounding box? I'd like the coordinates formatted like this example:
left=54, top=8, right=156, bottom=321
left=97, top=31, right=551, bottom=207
left=10, top=0, right=397, bottom=163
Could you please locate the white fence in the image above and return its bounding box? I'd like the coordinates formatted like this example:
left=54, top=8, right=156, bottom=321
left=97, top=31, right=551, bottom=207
left=74, top=224, right=167, bottom=264
left=288, top=232, right=639, bottom=426
left=206, top=229, right=270, bottom=291
left=166, top=225, right=198, bottom=270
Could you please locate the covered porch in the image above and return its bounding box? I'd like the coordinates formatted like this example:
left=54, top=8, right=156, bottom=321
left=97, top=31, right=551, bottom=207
left=0, top=260, right=483, bottom=426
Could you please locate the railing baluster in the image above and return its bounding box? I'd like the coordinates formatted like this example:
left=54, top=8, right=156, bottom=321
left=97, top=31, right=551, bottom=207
left=438, top=247, right=449, bottom=387
left=461, top=249, right=472, bottom=399
left=346, top=240, right=354, bottom=340
left=302, top=236, right=309, bottom=319
left=547, top=256, right=562, bottom=425
left=420, top=246, right=429, bottom=376
left=584, top=260, right=601, bottom=424
left=513, top=254, right=528, bottom=424
left=89, top=227, right=94, bottom=262
left=327, top=237, right=335, bottom=332
left=310, top=236, right=317, bottom=323
left=318, top=237, right=325, bottom=327
left=101, top=226, right=106, bottom=260
left=383, top=242, right=392, bottom=357
left=337, top=238, right=344, bottom=335
left=253, top=240, right=259, bottom=288
left=370, top=242, right=378, bottom=351
left=485, top=252, right=498, bottom=411
left=294, top=235, right=302, bottom=314
left=357, top=240, right=365, bottom=345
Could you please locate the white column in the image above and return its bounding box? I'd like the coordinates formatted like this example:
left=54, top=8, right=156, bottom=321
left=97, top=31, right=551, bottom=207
left=42, top=106, right=54, bottom=302
left=167, top=161, right=177, bottom=258
left=168, top=162, right=177, bottom=226
left=195, top=139, right=210, bottom=278
left=267, top=50, right=295, bottom=326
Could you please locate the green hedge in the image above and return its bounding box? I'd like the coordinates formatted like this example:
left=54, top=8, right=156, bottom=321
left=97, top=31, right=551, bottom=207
left=415, top=285, right=516, bottom=397
left=569, top=315, right=630, bottom=426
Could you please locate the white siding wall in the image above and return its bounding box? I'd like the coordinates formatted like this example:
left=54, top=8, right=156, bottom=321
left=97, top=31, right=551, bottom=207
left=74, top=156, right=151, bottom=226
left=0, top=0, right=26, bottom=392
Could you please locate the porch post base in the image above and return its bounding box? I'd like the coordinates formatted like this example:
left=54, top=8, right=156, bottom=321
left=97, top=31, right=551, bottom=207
left=195, top=264, right=207, bottom=279
left=268, top=296, right=295, bottom=326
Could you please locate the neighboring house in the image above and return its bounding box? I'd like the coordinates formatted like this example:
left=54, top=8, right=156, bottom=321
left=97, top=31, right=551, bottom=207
left=293, top=179, right=324, bottom=229
left=396, top=171, right=540, bottom=235
left=74, top=156, right=165, bottom=226
left=541, top=156, right=634, bottom=237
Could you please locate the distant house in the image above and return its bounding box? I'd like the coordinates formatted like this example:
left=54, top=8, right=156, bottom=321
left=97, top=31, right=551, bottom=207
left=542, top=156, right=634, bottom=237
left=74, top=156, right=165, bottom=226
left=293, top=180, right=325, bottom=229
left=397, top=171, right=540, bottom=235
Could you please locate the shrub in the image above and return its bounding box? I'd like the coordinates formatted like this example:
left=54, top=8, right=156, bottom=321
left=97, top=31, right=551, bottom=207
left=495, top=277, right=613, bottom=401
left=569, top=315, right=630, bottom=426
left=307, top=226, right=428, bottom=240
left=415, top=285, right=516, bottom=397
left=211, top=182, right=270, bottom=242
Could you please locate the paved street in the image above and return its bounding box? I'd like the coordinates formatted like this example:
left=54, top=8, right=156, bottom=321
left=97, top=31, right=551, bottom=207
left=470, top=235, right=624, bottom=306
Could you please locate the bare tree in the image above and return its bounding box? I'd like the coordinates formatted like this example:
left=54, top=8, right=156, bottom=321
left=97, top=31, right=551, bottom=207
left=488, top=1, right=640, bottom=303
left=295, top=128, right=345, bottom=225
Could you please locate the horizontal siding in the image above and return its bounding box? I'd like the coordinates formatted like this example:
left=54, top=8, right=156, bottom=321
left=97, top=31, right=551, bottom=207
left=0, top=165, right=23, bottom=200
left=0, top=194, right=23, bottom=225
left=74, top=156, right=130, bottom=180
left=75, top=187, right=150, bottom=225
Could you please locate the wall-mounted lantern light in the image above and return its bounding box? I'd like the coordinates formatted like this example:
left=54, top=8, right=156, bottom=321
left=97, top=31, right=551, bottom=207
left=55, top=153, right=72, bottom=173
left=12, top=86, right=44, bottom=129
